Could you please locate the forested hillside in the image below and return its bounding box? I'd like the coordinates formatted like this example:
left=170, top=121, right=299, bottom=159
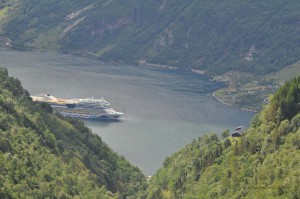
left=0, top=67, right=147, bottom=198
left=143, top=76, right=300, bottom=198
left=1, top=0, right=300, bottom=197
left=1, top=0, right=300, bottom=74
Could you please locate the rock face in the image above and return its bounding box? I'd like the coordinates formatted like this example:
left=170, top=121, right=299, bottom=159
left=2, top=0, right=300, bottom=74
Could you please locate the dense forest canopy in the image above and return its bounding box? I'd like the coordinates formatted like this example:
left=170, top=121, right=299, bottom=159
left=1, top=0, right=300, bottom=74
left=142, top=75, right=300, bottom=198
left=271, top=76, right=300, bottom=120
left=1, top=0, right=300, bottom=197
left=0, top=67, right=147, bottom=198
left=0, top=41, right=299, bottom=199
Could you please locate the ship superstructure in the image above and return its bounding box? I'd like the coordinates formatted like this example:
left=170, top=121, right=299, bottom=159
left=31, top=94, right=123, bottom=120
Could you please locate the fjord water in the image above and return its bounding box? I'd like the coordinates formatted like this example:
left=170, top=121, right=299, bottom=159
left=0, top=48, right=254, bottom=175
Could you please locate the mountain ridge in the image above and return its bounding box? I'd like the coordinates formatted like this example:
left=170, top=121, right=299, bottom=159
left=1, top=0, right=300, bottom=75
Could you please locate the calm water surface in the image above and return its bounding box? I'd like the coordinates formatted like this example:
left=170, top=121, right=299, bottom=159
left=0, top=48, right=254, bottom=175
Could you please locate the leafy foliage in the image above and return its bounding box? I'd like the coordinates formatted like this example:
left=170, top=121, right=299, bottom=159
left=2, top=0, right=300, bottom=74
left=0, top=67, right=147, bottom=198
left=272, top=76, right=300, bottom=120
left=143, top=76, right=300, bottom=198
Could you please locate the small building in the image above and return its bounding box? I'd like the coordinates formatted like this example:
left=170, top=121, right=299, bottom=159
left=5, top=42, right=12, bottom=48
left=231, top=126, right=245, bottom=137
left=146, top=175, right=152, bottom=182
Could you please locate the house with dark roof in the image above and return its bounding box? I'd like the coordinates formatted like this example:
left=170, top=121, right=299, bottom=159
left=231, top=126, right=245, bottom=137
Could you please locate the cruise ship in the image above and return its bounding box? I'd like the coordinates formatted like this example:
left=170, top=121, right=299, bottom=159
left=31, top=94, right=123, bottom=120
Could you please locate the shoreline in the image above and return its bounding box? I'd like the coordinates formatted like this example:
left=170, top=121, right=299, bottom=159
left=211, top=92, right=258, bottom=113
left=138, top=60, right=257, bottom=113
left=1, top=45, right=256, bottom=112
left=192, top=67, right=258, bottom=112
left=137, top=60, right=178, bottom=70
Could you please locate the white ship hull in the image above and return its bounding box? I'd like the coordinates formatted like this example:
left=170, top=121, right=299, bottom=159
left=59, top=111, right=122, bottom=120
left=31, top=94, right=123, bottom=120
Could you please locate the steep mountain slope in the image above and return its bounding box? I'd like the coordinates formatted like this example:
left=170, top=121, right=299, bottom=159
left=1, top=0, right=300, bottom=74
left=143, top=76, right=300, bottom=198
left=0, top=67, right=147, bottom=198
